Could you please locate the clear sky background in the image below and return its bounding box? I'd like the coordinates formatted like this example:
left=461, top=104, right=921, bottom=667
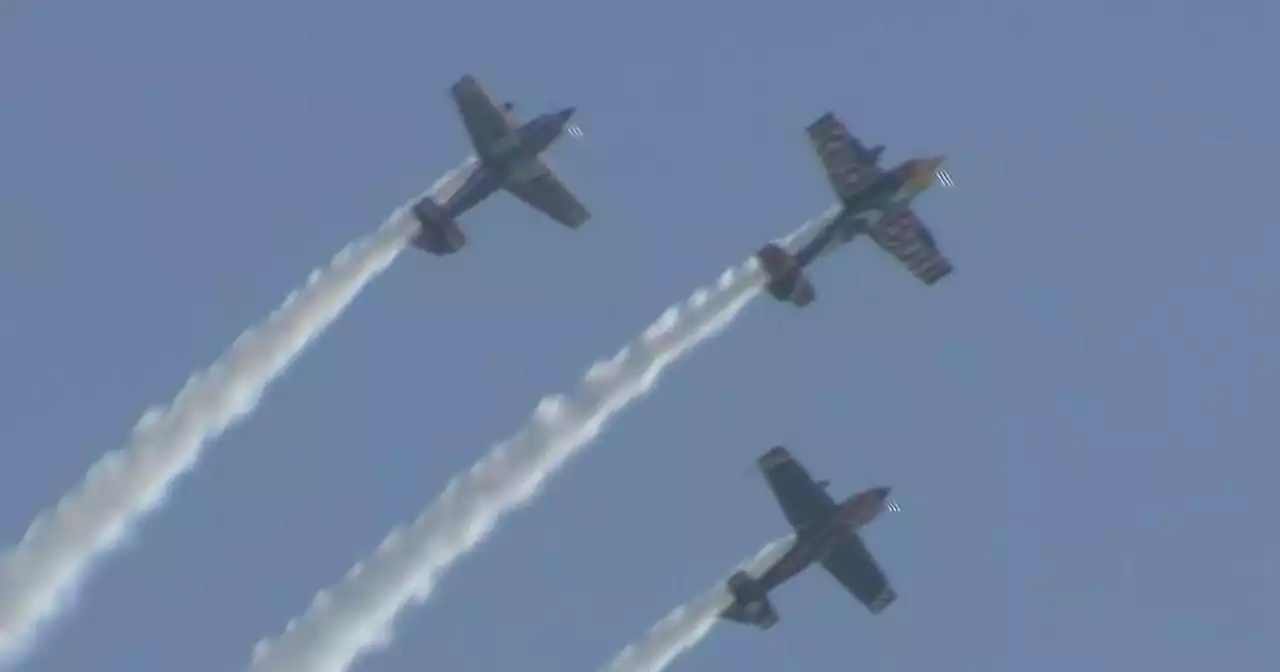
left=3, top=1, right=1277, bottom=670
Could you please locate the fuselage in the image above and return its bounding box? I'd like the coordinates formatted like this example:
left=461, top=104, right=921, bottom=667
left=794, top=157, right=943, bottom=267
left=440, top=108, right=575, bottom=217
left=757, top=487, right=890, bottom=589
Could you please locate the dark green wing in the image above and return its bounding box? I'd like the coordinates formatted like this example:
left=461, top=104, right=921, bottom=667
left=503, top=160, right=590, bottom=229
left=451, top=75, right=515, bottom=157
left=821, top=531, right=898, bottom=614
left=758, top=446, right=837, bottom=531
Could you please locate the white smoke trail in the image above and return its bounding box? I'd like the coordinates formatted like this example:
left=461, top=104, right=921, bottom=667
left=601, top=534, right=797, bottom=672
left=0, top=159, right=475, bottom=665
left=247, top=208, right=837, bottom=672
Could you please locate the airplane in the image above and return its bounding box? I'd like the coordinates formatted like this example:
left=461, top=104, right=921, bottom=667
left=720, top=446, right=901, bottom=629
left=757, top=112, right=956, bottom=306
left=410, top=74, right=590, bottom=255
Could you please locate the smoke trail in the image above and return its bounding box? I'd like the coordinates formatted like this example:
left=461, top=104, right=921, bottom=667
left=247, top=209, right=836, bottom=672
left=601, top=534, right=796, bottom=672
left=0, top=160, right=474, bottom=665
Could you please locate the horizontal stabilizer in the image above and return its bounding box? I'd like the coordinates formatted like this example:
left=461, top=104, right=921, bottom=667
left=721, top=570, right=780, bottom=629
left=756, top=244, right=815, bottom=307
left=410, top=197, right=466, bottom=255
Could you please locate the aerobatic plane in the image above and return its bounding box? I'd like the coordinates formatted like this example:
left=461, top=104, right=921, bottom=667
left=411, top=74, right=589, bottom=254
left=757, top=112, right=955, bottom=306
left=721, top=446, right=900, bottom=629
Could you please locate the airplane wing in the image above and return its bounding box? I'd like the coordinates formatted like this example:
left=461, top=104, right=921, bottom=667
left=806, top=113, right=882, bottom=201
left=451, top=75, right=516, bottom=158
left=821, top=530, right=898, bottom=614
left=503, top=159, right=591, bottom=229
left=757, top=446, right=837, bottom=531
left=867, top=208, right=954, bottom=285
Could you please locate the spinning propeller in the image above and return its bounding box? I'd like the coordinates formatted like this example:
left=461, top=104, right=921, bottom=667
left=864, top=469, right=901, bottom=514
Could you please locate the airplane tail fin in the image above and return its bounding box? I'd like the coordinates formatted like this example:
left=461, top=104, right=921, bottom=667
left=720, top=570, right=780, bottom=630
left=756, top=243, right=815, bottom=307
left=409, top=196, right=467, bottom=255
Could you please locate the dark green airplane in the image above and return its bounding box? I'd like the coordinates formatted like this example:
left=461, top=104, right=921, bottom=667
left=758, top=113, right=955, bottom=306
left=721, top=446, right=900, bottom=629
left=410, top=74, right=588, bottom=255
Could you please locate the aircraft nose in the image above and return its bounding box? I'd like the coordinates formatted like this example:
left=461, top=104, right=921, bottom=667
left=926, top=155, right=955, bottom=188
left=909, top=157, right=946, bottom=189
left=561, top=106, right=577, bottom=120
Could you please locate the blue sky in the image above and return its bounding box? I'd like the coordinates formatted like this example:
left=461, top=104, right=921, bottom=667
left=3, top=1, right=1277, bottom=670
